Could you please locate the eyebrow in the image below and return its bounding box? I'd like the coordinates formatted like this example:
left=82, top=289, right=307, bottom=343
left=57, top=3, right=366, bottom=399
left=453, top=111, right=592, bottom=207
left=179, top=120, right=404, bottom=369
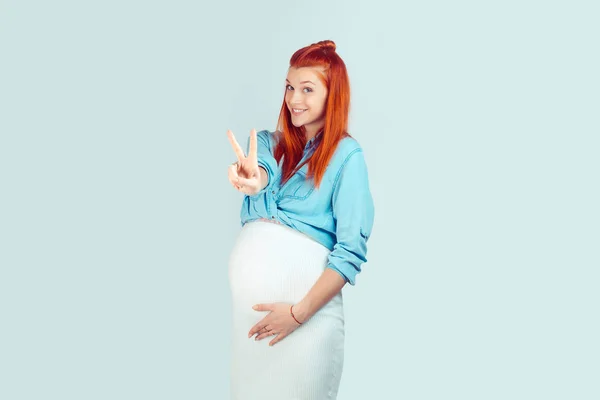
left=285, top=79, right=316, bottom=85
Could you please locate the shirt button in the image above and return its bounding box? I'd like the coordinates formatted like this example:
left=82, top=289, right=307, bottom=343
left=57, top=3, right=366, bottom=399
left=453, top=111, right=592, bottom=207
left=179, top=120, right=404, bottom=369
left=272, top=191, right=275, bottom=194
left=271, top=216, right=275, bottom=219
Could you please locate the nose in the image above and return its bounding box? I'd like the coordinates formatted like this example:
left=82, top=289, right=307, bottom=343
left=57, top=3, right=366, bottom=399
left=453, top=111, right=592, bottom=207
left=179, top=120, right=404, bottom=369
left=290, top=90, right=304, bottom=105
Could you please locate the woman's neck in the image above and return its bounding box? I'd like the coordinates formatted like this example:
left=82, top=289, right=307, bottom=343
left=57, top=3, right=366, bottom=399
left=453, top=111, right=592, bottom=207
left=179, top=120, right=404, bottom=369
left=304, top=126, right=323, bottom=142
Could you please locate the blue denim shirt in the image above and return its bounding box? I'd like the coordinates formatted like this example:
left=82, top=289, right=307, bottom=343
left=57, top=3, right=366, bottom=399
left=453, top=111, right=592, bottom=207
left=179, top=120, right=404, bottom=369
left=240, top=129, right=375, bottom=286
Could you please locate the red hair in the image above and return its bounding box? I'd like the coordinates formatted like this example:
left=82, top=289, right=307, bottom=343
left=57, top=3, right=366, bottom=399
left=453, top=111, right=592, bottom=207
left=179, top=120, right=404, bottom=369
left=273, top=40, right=351, bottom=189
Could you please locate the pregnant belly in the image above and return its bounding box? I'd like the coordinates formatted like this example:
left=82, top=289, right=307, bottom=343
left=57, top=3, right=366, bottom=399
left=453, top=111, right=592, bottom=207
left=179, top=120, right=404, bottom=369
left=228, top=221, right=331, bottom=306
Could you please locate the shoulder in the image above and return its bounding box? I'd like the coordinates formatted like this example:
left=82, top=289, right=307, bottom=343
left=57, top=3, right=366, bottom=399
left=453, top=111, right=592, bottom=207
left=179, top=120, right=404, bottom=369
left=331, top=135, right=370, bottom=189
left=253, top=130, right=279, bottom=152
left=334, top=135, right=365, bottom=164
left=258, top=129, right=281, bottom=145
left=256, top=129, right=272, bottom=140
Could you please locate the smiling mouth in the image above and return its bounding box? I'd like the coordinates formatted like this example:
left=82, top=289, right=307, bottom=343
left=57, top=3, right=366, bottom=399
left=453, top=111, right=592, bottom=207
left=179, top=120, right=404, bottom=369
left=291, top=108, right=307, bottom=115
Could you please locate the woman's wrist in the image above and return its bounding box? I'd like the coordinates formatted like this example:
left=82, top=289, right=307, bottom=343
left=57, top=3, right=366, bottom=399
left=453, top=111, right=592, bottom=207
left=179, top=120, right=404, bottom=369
left=291, top=301, right=313, bottom=324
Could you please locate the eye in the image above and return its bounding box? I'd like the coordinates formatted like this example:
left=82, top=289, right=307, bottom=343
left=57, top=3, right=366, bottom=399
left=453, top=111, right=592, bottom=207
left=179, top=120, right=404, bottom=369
left=285, top=84, right=313, bottom=93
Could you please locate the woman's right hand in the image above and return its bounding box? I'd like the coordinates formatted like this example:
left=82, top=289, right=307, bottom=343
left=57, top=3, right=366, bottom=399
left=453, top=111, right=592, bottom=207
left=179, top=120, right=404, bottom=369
left=227, top=129, right=263, bottom=196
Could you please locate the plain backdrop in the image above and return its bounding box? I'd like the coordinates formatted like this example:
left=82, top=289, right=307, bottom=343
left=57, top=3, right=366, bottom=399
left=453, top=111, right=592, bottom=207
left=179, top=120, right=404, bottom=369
left=1, top=0, right=598, bottom=399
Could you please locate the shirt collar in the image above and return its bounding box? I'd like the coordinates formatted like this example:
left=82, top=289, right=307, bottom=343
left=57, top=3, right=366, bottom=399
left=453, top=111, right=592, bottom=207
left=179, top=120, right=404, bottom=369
left=305, top=130, right=324, bottom=151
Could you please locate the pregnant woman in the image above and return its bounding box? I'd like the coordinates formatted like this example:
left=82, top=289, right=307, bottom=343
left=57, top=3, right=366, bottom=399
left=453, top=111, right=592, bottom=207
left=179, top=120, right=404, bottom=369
left=227, top=40, right=375, bottom=400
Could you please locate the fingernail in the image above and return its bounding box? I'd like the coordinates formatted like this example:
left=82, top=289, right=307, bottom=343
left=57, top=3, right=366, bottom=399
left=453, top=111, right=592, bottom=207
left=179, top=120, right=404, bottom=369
left=252, top=305, right=258, bottom=310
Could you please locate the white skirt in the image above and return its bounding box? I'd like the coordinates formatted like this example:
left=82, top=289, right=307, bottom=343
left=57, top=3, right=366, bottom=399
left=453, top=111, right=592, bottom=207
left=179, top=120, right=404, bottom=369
left=228, top=220, right=345, bottom=400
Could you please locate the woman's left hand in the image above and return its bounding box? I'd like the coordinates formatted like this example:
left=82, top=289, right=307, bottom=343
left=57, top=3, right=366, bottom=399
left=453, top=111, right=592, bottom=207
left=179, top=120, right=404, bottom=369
left=248, top=303, right=303, bottom=346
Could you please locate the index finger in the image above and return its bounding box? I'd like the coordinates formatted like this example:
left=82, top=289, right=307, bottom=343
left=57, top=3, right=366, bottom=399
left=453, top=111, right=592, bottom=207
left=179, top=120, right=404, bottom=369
left=248, top=320, right=267, bottom=338
left=247, top=128, right=257, bottom=163
left=227, top=129, right=246, bottom=161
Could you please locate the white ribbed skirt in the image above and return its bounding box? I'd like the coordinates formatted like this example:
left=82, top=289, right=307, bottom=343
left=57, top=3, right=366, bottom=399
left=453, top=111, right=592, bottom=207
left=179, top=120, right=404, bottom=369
left=228, top=220, right=345, bottom=400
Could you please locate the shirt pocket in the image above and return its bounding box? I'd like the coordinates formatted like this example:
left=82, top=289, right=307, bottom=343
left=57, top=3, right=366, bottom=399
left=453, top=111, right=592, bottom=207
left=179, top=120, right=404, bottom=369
left=278, top=170, right=315, bottom=201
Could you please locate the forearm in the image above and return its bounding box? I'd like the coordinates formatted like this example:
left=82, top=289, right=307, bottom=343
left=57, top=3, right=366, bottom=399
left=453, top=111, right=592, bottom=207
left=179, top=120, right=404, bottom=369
left=292, top=268, right=346, bottom=323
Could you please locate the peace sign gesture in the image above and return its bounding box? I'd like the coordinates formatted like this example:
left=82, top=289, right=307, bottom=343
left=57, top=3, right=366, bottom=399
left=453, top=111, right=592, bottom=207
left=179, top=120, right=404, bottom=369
left=227, top=129, right=264, bottom=196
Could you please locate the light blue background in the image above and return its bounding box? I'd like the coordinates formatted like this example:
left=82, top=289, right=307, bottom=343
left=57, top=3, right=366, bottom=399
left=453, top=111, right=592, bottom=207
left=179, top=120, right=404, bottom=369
left=1, top=0, right=598, bottom=399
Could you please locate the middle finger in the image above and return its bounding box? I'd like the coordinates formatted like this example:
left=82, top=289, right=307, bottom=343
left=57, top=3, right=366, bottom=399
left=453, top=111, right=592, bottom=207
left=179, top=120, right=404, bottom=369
left=249, top=322, right=269, bottom=338
left=255, top=330, right=277, bottom=341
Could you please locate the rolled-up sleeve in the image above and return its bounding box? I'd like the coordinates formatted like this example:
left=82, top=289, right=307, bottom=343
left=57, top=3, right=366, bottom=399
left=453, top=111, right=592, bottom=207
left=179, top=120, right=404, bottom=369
left=327, top=148, right=375, bottom=286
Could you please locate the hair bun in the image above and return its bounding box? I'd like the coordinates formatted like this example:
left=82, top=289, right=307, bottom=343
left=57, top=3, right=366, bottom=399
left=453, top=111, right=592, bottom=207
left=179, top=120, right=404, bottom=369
left=315, top=40, right=336, bottom=51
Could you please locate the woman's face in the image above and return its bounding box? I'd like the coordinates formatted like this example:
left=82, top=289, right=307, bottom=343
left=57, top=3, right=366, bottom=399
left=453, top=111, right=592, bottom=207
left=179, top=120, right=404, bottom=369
left=285, top=67, right=328, bottom=137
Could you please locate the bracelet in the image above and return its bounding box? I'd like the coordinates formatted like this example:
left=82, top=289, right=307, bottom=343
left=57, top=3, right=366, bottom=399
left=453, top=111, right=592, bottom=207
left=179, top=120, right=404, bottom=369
left=290, top=305, right=302, bottom=325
